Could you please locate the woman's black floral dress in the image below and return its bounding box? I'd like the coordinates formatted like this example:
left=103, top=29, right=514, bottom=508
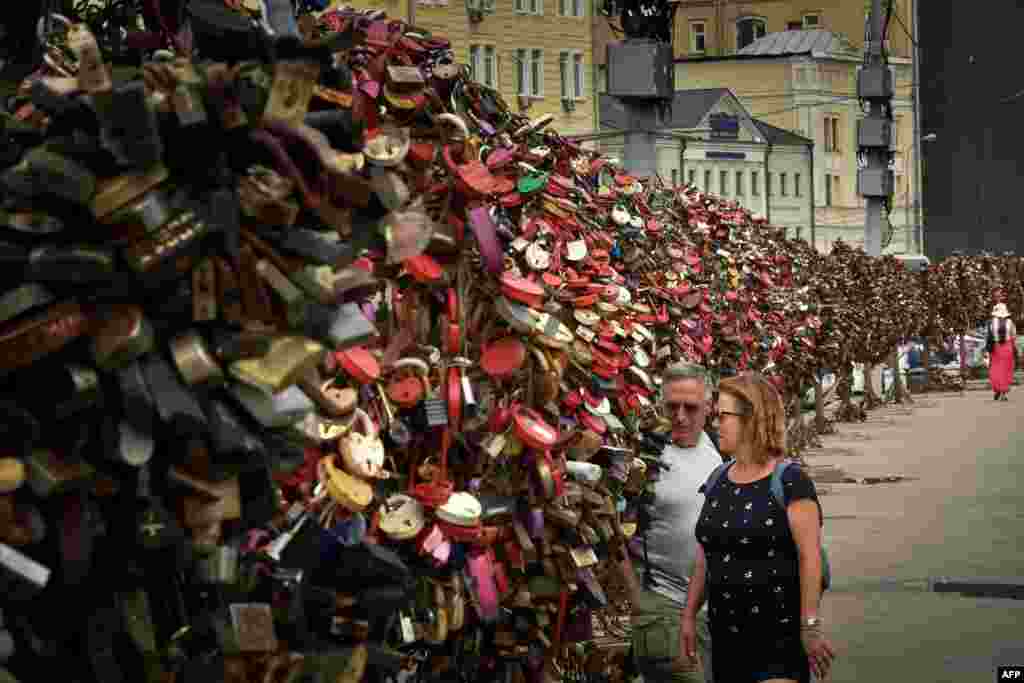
left=695, top=464, right=819, bottom=683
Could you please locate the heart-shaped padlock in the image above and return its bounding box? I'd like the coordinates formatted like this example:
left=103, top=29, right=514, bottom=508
left=339, top=409, right=385, bottom=479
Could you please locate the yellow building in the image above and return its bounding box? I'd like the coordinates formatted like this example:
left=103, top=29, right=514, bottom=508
left=331, top=0, right=597, bottom=136
left=672, top=0, right=913, bottom=60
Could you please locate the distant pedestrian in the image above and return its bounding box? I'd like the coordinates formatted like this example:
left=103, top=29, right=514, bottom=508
left=988, top=303, right=1017, bottom=401
left=682, top=372, right=835, bottom=682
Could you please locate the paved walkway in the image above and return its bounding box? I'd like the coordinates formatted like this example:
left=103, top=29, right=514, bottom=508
left=803, top=388, right=1024, bottom=682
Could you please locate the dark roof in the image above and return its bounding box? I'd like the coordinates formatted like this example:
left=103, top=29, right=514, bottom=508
left=599, top=88, right=730, bottom=130
left=752, top=119, right=813, bottom=147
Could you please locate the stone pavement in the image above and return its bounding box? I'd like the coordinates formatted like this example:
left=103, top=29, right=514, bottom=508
left=801, top=387, right=1024, bottom=683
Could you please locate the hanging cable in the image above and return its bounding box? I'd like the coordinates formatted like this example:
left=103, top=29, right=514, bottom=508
left=891, top=8, right=918, bottom=47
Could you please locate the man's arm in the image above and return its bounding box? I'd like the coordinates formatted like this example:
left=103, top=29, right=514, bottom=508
left=682, top=543, right=707, bottom=619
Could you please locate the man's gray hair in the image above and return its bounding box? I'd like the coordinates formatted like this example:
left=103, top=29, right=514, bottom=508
left=661, top=362, right=714, bottom=399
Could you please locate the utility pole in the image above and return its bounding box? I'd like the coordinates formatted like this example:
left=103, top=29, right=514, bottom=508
left=605, top=0, right=675, bottom=178
left=910, top=0, right=924, bottom=254
left=857, top=0, right=895, bottom=258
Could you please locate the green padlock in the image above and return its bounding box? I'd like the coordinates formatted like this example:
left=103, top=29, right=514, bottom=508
left=517, top=170, right=549, bottom=195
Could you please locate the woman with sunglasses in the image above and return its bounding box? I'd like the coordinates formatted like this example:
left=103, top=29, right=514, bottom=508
left=680, top=373, right=836, bottom=682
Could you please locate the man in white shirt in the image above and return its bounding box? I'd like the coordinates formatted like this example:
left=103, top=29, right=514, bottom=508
left=617, top=363, right=721, bottom=683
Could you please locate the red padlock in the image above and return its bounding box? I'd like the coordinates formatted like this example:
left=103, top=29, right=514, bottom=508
left=513, top=408, right=558, bottom=451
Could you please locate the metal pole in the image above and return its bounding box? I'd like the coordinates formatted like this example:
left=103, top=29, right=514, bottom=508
left=864, top=0, right=888, bottom=258
left=911, top=0, right=924, bottom=254
left=904, top=154, right=912, bottom=253
left=808, top=142, right=816, bottom=250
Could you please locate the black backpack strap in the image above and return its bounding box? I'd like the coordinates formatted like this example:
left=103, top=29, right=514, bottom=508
left=700, top=459, right=734, bottom=498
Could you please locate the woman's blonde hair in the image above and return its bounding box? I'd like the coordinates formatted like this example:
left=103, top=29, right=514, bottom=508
left=718, top=372, right=787, bottom=464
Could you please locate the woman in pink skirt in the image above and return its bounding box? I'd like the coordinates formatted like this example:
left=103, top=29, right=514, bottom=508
left=988, top=303, right=1017, bottom=401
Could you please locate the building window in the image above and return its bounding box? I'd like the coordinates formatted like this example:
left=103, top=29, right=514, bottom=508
left=737, top=17, right=767, bottom=51
left=720, top=170, right=728, bottom=195
left=796, top=225, right=803, bottom=240
left=802, top=13, right=820, bottom=28
left=780, top=173, right=788, bottom=196
left=690, top=21, right=706, bottom=53
left=794, top=173, right=802, bottom=197
left=704, top=170, right=711, bottom=191
left=767, top=172, right=774, bottom=196
left=824, top=174, right=831, bottom=206
left=688, top=169, right=696, bottom=186
left=516, top=49, right=544, bottom=96
left=516, top=0, right=543, bottom=14
left=735, top=171, right=744, bottom=196
left=560, top=51, right=584, bottom=99
left=470, top=45, right=497, bottom=88
left=751, top=171, right=760, bottom=196
left=824, top=115, right=839, bottom=152
left=832, top=175, right=840, bottom=203
left=559, top=0, right=583, bottom=17
left=671, top=169, right=679, bottom=185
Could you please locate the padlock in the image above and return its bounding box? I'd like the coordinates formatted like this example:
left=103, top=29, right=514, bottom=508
left=339, top=409, right=385, bottom=479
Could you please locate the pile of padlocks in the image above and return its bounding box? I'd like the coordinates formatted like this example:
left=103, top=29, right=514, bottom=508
left=0, top=5, right=857, bottom=683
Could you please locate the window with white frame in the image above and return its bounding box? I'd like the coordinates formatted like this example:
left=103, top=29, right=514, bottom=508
left=688, top=169, right=696, bottom=186
left=559, top=51, right=585, bottom=99
left=690, top=21, right=706, bottom=53
left=824, top=115, right=839, bottom=152
left=558, top=0, right=584, bottom=17
left=516, top=49, right=544, bottom=97
left=719, top=170, right=728, bottom=195
left=767, top=172, right=774, bottom=196
left=704, top=170, right=711, bottom=191
left=736, top=17, right=766, bottom=50
left=735, top=171, right=744, bottom=196
left=751, top=170, right=760, bottom=196
left=470, top=45, right=497, bottom=88
left=794, top=173, right=801, bottom=197
left=802, top=13, right=820, bottom=28
left=780, top=173, right=788, bottom=196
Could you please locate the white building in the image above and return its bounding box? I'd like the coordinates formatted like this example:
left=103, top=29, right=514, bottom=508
left=598, top=87, right=814, bottom=239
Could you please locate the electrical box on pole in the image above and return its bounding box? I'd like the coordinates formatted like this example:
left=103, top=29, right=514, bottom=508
left=606, top=41, right=674, bottom=100
left=857, top=118, right=892, bottom=149
left=857, top=168, right=894, bottom=198
left=856, top=64, right=894, bottom=100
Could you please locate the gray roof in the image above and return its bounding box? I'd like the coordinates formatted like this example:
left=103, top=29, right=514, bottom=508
left=599, top=88, right=730, bottom=130
left=737, top=29, right=858, bottom=57
left=752, top=119, right=813, bottom=147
